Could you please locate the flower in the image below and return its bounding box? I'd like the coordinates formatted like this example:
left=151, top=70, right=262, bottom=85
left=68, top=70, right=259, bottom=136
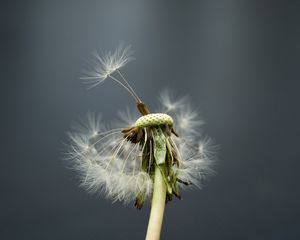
left=67, top=45, right=215, bottom=209
left=67, top=94, right=215, bottom=207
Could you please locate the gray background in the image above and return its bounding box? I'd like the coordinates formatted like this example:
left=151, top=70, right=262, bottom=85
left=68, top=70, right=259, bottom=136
left=1, top=0, right=300, bottom=239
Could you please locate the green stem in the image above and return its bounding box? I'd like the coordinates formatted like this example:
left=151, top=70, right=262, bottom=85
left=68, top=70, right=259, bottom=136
left=145, top=166, right=166, bottom=240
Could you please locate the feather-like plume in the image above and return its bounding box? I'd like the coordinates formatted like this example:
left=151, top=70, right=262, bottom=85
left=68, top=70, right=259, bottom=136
left=81, top=43, right=134, bottom=86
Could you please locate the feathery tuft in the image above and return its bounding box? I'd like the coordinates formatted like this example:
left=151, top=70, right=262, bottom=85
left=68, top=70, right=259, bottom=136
left=67, top=113, right=153, bottom=203
left=81, top=43, right=134, bottom=88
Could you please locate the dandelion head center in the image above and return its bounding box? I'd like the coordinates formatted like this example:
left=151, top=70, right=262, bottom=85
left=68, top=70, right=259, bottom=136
left=135, top=113, right=173, bottom=128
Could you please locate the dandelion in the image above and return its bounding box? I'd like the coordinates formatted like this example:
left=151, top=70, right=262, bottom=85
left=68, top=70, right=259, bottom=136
left=66, top=44, right=215, bottom=240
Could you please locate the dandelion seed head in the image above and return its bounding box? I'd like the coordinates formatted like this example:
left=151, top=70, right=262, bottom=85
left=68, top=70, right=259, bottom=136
left=67, top=90, right=215, bottom=204
left=67, top=45, right=216, bottom=207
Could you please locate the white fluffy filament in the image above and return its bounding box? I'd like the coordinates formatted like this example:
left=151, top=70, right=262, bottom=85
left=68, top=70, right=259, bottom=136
left=81, top=43, right=142, bottom=103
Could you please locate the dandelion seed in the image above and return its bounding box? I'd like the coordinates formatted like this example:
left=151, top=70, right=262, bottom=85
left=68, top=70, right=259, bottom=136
left=66, top=44, right=216, bottom=240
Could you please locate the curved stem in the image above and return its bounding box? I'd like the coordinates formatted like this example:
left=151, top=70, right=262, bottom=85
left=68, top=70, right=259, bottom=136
left=145, top=166, right=166, bottom=240
left=108, top=75, right=140, bottom=103
left=117, top=70, right=142, bottom=103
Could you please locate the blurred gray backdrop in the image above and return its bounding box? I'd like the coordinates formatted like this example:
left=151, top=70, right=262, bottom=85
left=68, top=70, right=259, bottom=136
left=1, top=0, right=300, bottom=239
